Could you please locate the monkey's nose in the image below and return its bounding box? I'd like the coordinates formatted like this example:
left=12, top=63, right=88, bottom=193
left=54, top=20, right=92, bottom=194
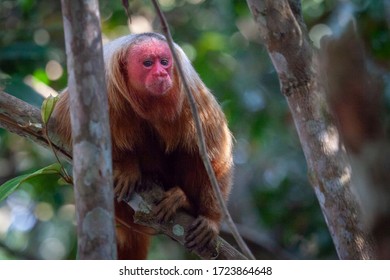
left=154, top=71, right=168, bottom=78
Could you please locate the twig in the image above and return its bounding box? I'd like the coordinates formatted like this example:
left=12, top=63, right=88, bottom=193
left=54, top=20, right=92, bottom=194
left=121, top=0, right=132, bottom=22
left=43, top=124, right=72, bottom=184
left=150, top=0, right=255, bottom=260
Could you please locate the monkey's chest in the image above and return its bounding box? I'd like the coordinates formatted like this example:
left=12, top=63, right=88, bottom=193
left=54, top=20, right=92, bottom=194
left=134, top=136, right=167, bottom=180
left=126, top=125, right=202, bottom=204
left=136, top=137, right=201, bottom=194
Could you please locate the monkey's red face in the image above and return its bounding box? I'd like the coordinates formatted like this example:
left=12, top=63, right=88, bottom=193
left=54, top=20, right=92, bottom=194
left=127, top=39, right=174, bottom=96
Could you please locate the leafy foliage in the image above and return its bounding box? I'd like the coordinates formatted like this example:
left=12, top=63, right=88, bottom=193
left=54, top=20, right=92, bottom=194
left=0, top=163, right=63, bottom=203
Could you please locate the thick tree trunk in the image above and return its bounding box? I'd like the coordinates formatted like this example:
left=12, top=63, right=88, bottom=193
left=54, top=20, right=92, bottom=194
left=322, top=24, right=390, bottom=259
left=60, top=0, right=116, bottom=259
left=246, top=0, right=376, bottom=259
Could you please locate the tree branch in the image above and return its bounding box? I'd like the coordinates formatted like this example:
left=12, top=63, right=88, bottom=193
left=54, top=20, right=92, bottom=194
left=0, top=91, right=71, bottom=161
left=0, top=90, right=246, bottom=260
left=126, top=182, right=246, bottom=259
left=247, top=0, right=376, bottom=259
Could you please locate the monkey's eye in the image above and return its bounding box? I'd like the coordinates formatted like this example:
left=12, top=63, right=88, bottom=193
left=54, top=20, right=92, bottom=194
left=161, top=59, right=169, bottom=66
left=143, top=60, right=153, bottom=67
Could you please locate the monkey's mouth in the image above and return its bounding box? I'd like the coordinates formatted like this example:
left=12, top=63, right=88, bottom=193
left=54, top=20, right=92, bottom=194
left=148, top=78, right=172, bottom=96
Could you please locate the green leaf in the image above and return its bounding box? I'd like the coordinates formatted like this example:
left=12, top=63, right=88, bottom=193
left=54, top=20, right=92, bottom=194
left=57, top=176, right=71, bottom=186
left=41, top=94, right=59, bottom=124
left=0, top=163, right=62, bottom=202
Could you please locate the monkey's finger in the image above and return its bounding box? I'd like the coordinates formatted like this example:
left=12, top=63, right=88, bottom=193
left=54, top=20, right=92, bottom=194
left=193, top=236, right=213, bottom=255
left=185, top=217, right=209, bottom=245
left=152, top=194, right=166, bottom=209
left=113, top=180, right=122, bottom=194
left=186, top=226, right=210, bottom=245
left=115, top=176, right=133, bottom=201
left=154, top=207, right=169, bottom=222
left=153, top=199, right=172, bottom=222
left=152, top=196, right=166, bottom=214
left=187, top=217, right=207, bottom=236
left=118, top=181, right=131, bottom=201
left=186, top=230, right=213, bottom=251
left=114, top=182, right=124, bottom=201
left=158, top=207, right=176, bottom=223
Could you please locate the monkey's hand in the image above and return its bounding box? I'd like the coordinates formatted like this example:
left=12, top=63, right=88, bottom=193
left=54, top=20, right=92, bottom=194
left=153, top=186, right=191, bottom=222
left=113, top=170, right=142, bottom=201
left=185, top=216, right=219, bottom=255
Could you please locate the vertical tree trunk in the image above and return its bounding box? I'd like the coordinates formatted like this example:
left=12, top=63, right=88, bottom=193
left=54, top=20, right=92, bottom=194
left=246, top=0, right=376, bottom=259
left=61, top=0, right=116, bottom=259
left=322, top=24, right=390, bottom=259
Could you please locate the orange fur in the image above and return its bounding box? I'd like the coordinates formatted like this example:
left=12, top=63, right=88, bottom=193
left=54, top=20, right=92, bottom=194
left=52, top=33, right=233, bottom=259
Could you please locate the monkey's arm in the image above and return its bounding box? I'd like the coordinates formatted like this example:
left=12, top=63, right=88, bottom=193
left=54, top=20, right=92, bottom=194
left=184, top=94, right=234, bottom=252
left=185, top=154, right=233, bottom=253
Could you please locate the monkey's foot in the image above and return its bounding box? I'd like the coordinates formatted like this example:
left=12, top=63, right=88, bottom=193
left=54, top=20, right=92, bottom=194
left=153, top=186, right=189, bottom=223
left=185, top=216, right=219, bottom=255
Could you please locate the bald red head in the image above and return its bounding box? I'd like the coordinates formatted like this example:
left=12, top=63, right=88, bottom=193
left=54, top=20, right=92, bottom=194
left=126, top=38, right=174, bottom=96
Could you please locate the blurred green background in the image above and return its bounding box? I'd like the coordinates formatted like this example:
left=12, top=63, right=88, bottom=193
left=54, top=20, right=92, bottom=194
left=0, top=0, right=389, bottom=259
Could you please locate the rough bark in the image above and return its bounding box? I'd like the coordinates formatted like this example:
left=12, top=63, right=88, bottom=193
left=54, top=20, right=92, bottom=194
left=0, top=91, right=247, bottom=260
left=322, top=24, right=390, bottom=259
left=60, top=0, right=116, bottom=259
left=246, top=0, right=376, bottom=259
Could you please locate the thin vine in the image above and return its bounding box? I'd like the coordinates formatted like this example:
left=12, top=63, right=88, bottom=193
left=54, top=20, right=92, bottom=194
left=41, top=95, right=73, bottom=185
